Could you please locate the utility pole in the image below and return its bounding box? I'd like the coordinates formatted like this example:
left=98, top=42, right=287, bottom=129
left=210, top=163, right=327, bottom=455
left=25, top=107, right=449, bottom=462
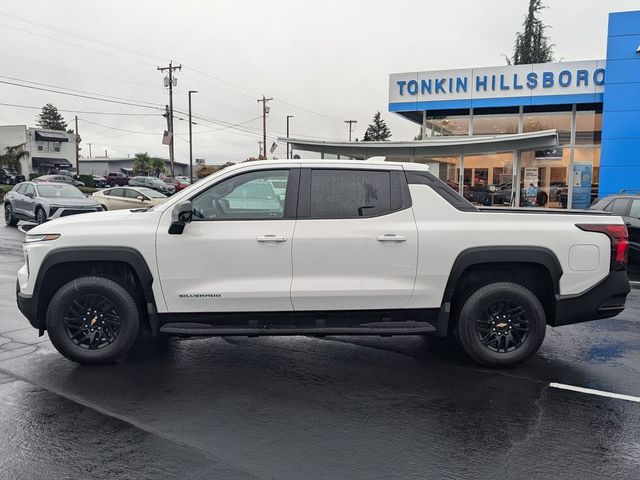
left=188, top=90, right=198, bottom=181
left=163, top=105, right=173, bottom=172
left=345, top=120, right=357, bottom=141
left=257, top=96, right=272, bottom=159
left=258, top=141, right=263, bottom=158
left=286, top=115, right=294, bottom=159
left=87, top=142, right=92, bottom=159
left=158, top=61, right=181, bottom=176
left=74, top=115, right=79, bottom=175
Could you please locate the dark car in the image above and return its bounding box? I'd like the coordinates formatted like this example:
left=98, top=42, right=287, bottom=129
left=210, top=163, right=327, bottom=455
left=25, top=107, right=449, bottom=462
left=106, top=172, right=130, bottom=187
left=0, top=168, right=26, bottom=185
left=93, top=175, right=108, bottom=188
left=590, top=194, right=640, bottom=277
left=128, top=176, right=175, bottom=195
left=34, top=174, right=84, bottom=188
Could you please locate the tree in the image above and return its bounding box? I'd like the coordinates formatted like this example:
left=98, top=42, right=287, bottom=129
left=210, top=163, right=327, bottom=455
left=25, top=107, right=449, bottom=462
left=36, top=103, right=69, bottom=131
left=151, top=158, right=166, bottom=176
left=510, top=0, right=554, bottom=65
left=362, top=111, right=392, bottom=141
left=0, top=144, right=29, bottom=172
left=132, top=152, right=152, bottom=175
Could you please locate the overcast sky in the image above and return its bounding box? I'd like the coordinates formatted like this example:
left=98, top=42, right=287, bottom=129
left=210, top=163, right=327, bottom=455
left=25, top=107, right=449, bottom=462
left=0, top=0, right=637, bottom=164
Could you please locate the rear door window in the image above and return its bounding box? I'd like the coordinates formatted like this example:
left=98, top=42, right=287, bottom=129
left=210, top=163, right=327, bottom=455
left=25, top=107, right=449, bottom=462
left=629, top=199, right=640, bottom=218
left=308, top=169, right=391, bottom=219
left=609, top=198, right=631, bottom=216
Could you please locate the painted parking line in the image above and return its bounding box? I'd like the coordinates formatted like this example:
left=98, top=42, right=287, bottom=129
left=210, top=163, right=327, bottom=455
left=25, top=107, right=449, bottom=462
left=550, top=382, right=640, bottom=404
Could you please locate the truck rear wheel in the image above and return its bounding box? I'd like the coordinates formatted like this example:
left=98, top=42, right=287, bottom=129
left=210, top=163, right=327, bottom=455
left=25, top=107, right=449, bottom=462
left=46, top=276, right=140, bottom=365
left=456, top=282, right=546, bottom=367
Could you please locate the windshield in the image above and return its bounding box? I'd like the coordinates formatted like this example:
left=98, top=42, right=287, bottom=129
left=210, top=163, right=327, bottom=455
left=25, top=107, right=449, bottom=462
left=37, top=184, right=85, bottom=198
left=4, top=169, right=19, bottom=175
left=137, top=187, right=167, bottom=198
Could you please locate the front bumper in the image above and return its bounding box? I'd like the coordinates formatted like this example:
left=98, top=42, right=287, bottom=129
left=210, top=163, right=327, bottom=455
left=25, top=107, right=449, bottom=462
left=552, top=271, right=630, bottom=327
left=16, top=279, right=39, bottom=330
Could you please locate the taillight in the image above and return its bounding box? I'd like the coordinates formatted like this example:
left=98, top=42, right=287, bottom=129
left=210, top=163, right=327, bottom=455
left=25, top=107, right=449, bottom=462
left=576, top=224, right=629, bottom=271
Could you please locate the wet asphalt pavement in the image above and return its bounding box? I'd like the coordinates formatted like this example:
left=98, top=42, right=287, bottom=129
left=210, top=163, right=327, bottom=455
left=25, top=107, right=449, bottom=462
left=1, top=225, right=639, bottom=479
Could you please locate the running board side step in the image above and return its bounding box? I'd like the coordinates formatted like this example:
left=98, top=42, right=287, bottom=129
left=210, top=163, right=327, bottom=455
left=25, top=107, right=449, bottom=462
left=159, top=322, right=436, bottom=337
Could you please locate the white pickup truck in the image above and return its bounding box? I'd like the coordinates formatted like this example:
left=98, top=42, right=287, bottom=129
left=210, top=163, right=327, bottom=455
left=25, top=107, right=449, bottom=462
left=14, top=159, right=630, bottom=367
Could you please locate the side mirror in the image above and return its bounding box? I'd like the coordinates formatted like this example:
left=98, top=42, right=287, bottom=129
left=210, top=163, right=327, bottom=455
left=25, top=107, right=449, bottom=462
left=137, top=195, right=145, bottom=201
left=168, top=200, right=192, bottom=235
left=25, top=192, right=34, bottom=199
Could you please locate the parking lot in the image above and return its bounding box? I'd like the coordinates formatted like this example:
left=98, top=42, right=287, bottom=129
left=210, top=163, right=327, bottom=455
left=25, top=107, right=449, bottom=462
left=0, top=223, right=639, bottom=479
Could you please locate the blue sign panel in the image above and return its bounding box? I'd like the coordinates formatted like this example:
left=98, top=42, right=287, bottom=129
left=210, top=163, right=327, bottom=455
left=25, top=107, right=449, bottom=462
left=571, top=163, right=593, bottom=210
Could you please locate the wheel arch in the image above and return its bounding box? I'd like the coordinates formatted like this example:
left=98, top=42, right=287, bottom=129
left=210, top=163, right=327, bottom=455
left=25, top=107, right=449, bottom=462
left=32, top=247, right=158, bottom=335
left=435, top=246, right=562, bottom=337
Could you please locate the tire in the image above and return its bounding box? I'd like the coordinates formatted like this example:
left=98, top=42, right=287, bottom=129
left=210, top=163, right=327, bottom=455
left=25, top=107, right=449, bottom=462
left=100, top=204, right=108, bottom=211
left=456, top=282, right=546, bottom=368
left=110, top=181, right=116, bottom=187
left=46, top=276, right=140, bottom=365
left=4, top=203, right=18, bottom=227
left=35, top=207, right=47, bottom=225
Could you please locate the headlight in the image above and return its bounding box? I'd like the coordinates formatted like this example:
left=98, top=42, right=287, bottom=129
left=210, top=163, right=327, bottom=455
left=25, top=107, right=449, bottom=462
left=24, top=234, right=61, bottom=243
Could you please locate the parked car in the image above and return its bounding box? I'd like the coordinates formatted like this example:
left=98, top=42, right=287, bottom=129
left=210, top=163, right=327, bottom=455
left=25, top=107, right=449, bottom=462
left=175, top=175, right=192, bottom=184
left=0, top=167, right=26, bottom=185
left=93, top=176, right=108, bottom=188
left=34, top=174, right=85, bottom=188
left=4, top=182, right=102, bottom=225
left=163, top=176, right=191, bottom=192
left=106, top=172, right=130, bottom=187
left=93, top=186, right=167, bottom=211
left=590, top=194, right=640, bottom=275
left=15, top=160, right=630, bottom=367
left=128, top=176, right=175, bottom=195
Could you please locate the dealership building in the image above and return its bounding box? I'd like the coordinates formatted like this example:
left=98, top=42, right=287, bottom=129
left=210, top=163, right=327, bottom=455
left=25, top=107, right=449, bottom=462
left=285, top=10, right=640, bottom=209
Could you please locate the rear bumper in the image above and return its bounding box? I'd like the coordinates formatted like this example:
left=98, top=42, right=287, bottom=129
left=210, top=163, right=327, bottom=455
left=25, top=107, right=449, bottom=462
left=552, top=271, right=630, bottom=327
left=16, top=279, right=39, bottom=329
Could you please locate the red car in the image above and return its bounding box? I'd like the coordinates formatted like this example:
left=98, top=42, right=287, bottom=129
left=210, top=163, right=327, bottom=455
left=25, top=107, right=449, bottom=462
left=163, top=176, right=191, bottom=192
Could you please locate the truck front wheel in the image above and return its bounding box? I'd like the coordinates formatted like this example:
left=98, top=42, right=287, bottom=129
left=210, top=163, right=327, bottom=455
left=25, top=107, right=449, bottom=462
left=46, top=276, right=140, bottom=365
left=456, top=282, right=546, bottom=368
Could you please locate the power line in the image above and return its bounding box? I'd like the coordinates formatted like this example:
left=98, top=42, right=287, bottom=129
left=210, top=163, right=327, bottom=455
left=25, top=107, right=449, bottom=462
left=0, top=22, right=157, bottom=68
left=0, top=9, right=165, bottom=64
left=0, top=75, right=161, bottom=107
left=0, top=53, right=161, bottom=90
left=0, top=79, right=163, bottom=110
left=78, top=118, right=162, bottom=135
left=0, top=102, right=157, bottom=116
left=175, top=116, right=261, bottom=135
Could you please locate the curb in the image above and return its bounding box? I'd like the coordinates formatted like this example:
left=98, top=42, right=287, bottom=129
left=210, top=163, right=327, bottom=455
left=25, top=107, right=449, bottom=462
left=630, top=281, right=640, bottom=290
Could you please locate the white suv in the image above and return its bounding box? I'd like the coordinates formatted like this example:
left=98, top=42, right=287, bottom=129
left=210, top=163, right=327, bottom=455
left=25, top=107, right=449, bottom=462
left=16, top=160, right=630, bottom=367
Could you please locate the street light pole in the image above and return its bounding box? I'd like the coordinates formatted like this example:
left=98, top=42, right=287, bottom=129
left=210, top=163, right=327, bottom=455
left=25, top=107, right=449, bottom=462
left=188, top=90, right=198, bottom=181
left=286, top=115, right=294, bottom=159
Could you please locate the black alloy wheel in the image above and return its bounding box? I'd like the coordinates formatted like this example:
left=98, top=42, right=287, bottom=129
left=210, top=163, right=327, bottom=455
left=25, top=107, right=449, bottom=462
left=63, top=294, right=122, bottom=350
left=46, top=276, right=140, bottom=364
left=476, top=299, right=530, bottom=353
left=456, top=282, right=546, bottom=367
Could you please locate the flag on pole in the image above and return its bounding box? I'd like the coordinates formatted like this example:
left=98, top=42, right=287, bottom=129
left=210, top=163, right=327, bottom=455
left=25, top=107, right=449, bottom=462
left=162, top=130, right=172, bottom=145
left=269, top=141, right=278, bottom=154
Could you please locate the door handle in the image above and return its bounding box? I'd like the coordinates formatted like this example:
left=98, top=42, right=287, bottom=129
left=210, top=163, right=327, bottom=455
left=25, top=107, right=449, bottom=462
left=376, top=234, right=407, bottom=242
left=257, top=234, right=288, bottom=243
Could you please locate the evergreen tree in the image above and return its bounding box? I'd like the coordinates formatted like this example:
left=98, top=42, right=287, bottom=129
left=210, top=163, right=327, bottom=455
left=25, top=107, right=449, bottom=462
left=36, top=103, right=69, bottom=131
left=362, top=111, right=392, bottom=141
left=511, top=0, right=554, bottom=64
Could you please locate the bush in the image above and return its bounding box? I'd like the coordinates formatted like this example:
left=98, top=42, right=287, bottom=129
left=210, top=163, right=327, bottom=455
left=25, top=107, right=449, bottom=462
left=29, top=173, right=39, bottom=180
left=79, top=187, right=98, bottom=194
left=78, top=174, right=94, bottom=188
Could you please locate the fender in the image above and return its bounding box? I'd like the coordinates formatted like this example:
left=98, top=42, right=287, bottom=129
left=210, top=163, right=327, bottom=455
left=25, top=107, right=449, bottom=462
left=434, top=246, right=563, bottom=336
left=31, top=246, right=159, bottom=333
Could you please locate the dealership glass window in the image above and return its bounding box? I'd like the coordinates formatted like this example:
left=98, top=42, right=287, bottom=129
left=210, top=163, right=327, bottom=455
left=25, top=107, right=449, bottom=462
left=575, top=109, right=602, bottom=145
left=424, top=113, right=469, bottom=136
left=523, top=111, right=572, bottom=145
left=472, top=113, right=519, bottom=135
